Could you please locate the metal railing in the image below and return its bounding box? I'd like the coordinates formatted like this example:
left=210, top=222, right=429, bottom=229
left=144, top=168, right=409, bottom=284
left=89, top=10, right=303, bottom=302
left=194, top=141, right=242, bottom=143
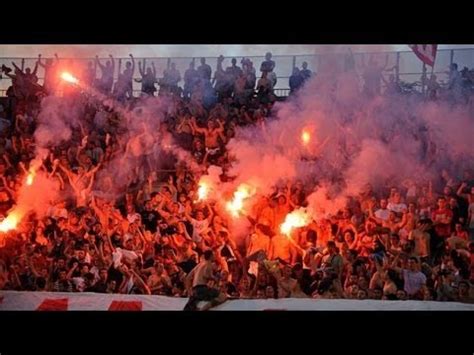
left=0, top=48, right=472, bottom=97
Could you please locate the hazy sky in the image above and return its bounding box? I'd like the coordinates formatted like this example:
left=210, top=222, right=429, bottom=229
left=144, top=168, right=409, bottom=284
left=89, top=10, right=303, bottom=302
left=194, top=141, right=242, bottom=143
left=1, top=44, right=473, bottom=58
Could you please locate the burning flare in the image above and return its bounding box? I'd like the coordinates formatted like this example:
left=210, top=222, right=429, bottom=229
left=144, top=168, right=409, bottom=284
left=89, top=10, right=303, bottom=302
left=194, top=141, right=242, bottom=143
left=60, top=72, right=79, bottom=84
left=0, top=211, right=20, bottom=233
left=25, top=170, right=36, bottom=186
left=280, top=208, right=311, bottom=236
left=197, top=181, right=210, bottom=201
left=301, top=128, right=311, bottom=146
left=226, top=184, right=253, bottom=218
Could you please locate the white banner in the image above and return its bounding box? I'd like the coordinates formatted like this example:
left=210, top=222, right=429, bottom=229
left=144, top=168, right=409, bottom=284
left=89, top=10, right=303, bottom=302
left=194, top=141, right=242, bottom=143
left=1, top=291, right=474, bottom=311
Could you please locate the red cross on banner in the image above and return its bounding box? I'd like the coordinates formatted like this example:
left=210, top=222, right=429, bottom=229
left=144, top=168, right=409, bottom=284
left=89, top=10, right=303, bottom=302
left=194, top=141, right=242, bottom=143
left=108, top=300, right=143, bottom=311
left=36, top=298, right=69, bottom=311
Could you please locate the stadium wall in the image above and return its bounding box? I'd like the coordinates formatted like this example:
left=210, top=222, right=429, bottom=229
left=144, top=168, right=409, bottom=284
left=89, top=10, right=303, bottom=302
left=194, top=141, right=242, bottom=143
left=1, top=291, right=474, bottom=311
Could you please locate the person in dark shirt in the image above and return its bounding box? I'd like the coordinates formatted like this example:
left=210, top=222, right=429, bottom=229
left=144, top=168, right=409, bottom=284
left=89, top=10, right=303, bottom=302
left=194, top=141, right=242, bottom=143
left=137, top=62, right=157, bottom=96
left=140, top=200, right=161, bottom=233
left=383, top=74, right=401, bottom=96
left=289, top=67, right=304, bottom=94
left=260, top=52, right=275, bottom=75
left=226, top=58, right=243, bottom=86
left=50, top=257, right=67, bottom=283
left=184, top=61, right=199, bottom=99
left=19, top=266, right=36, bottom=291
left=95, top=55, right=115, bottom=94
left=49, top=232, right=66, bottom=259
left=87, top=268, right=109, bottom=293
left=197, top=57, right=212, bottom=83
left=83, top=61, right=96, bottom=87
left=300, top=62, right=312, bottom=82
left=122, top=54, right=136, bottom=99
left=53, top=269, right=73, bottom=292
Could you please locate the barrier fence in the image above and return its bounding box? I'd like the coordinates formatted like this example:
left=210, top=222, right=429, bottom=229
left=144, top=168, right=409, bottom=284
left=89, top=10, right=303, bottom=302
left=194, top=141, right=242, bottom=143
left=0, top=48, right=473, bottom=98
left=2, top=291, right=474, bottom=310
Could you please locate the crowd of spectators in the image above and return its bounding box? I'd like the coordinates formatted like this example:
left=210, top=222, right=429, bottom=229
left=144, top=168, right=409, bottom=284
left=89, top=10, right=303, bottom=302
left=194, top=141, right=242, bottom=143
left=0, top=50, right=473, bottom=311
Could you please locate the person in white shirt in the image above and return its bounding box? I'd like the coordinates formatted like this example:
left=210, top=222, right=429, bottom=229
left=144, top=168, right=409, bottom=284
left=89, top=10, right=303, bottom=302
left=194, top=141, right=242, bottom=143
left=387, top=192, right=407, bottom=215
left=374, top=199, right=390, bottom=221
left=47, top=200, right=68, bottom=220
left=185, top=203, right=214, bottom=245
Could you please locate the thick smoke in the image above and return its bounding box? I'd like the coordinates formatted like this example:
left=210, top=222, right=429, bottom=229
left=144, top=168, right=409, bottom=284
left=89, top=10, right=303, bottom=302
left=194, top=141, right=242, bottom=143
left=34, top=96, right=85, bottom=147
left=224, top=53, right=474, bottom=223
left=6, top=48, right=474, bottom=243
left=33, top=82, right=208, bottom=203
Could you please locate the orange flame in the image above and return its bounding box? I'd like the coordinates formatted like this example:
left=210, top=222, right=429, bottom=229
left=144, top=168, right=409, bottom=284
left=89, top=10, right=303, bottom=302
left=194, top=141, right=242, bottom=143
left=60, top=72, right=79, bottom=84
left=26, top=170, right=35, bottom=186
left=280, top=208, right=311, bottom=236
left=226, top=184, right=254, bottom=218
left=301, top=129, right=311, bottom=146
left=197, top=181, right=209, bottom=201
left=0, top=211, right=20, bottom=233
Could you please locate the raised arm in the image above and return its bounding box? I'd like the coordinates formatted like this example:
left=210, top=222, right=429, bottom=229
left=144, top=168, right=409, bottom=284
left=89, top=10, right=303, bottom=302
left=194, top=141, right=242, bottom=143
left=156, top=196, right=170, bottom=219
left=2, top=154, right=13, bottom=169
left=48, top=159, right=59, bottom=178
left=205, top=203, right=214, bottom=224
left=37, top=54, right=45, bottom=68
left=32, top=60, right=39, bottom=76
left=428, top=181, right=433, bottom=200
left=84, top=171, right=96, bottom=194
left=11, top=61, right=23, bottom=73
left=288, top=236, right=305, bottom=258
left=57, top=163, right=74, bottom=182
left=457, top=182, right=468, bottom=200
left=182, top=223, right=193, bottom=241
left=110, top=55, right=115, bottom=72
left=18, top=161, right=28, bottom=175
left=1, top=176, right=15, bottom=196
left=184, top=207, right=193, bottom=222
left=202, top=149, right=210, bottom=166
left=382, top=53, right=389, bottom=70
left=95, top=55, right=105, bottom=70
left=129, top=54, right=135, bottom=76
left=397, top=209, right=408, bottom=229
left=66, top=261, right=79, bottom=279
left=131, top=269, right=151, bottom=295
left=138, top=62, right=144, bottom=77
left=390, top=254, right=402, bottom=274
left=190, top=117, right=206, bottom=134
left=56, top=172, right=65, bottom=190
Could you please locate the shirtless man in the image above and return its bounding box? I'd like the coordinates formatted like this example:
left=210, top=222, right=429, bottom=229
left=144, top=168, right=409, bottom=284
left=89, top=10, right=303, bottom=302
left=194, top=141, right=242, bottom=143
left=122, top=54, right=135, bottom=99
left=273, top=264, right=306, bottom=298
left=37, top=53, right=60, bottom=94
left=269, top=232, right=296, bottom=264
left=246, top=223, right=271, bottom=257
left=183, top=250, right=226, bottom=311
left=189, top=117, right=225, bottom=158
left=58, top=159, right=100, bottom=207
